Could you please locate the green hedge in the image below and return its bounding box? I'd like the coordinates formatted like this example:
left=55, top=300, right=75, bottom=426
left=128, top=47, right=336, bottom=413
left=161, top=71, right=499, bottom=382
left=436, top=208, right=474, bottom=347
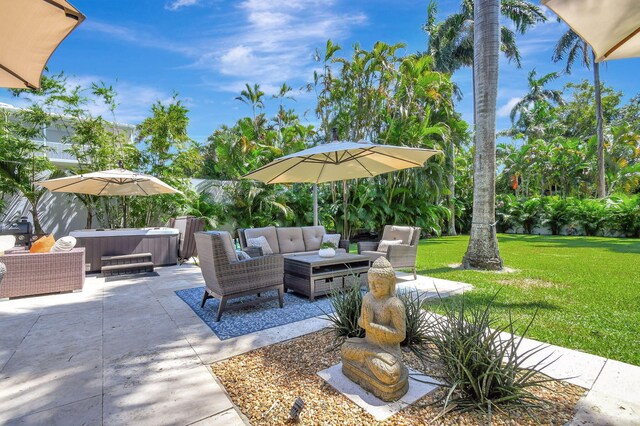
left=495, top=194, right=640, bottom=237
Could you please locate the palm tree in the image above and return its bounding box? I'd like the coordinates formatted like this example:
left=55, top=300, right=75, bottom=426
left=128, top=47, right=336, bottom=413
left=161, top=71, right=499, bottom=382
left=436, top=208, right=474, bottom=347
left=424, top=0, right=546, bottom=237
left=510, top=69, right=564, bottom=124
left=462, top=0, right=503, bottom=270
left=553, top=29, right=606, bottom=198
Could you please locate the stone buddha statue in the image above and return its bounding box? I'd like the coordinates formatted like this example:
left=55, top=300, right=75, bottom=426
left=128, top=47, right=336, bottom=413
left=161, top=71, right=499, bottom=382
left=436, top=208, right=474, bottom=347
left=341, top=257, right=409, bottom=401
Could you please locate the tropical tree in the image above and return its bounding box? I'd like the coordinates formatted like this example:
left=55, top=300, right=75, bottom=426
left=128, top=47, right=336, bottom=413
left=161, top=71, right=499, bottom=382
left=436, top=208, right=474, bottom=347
left=553, top=29, right=607, bottom=198
left=509, top=69, right=564, bottom=126
left=462, top=0, right=503, bottom=270
left=424, top=0, right=546, bottom=236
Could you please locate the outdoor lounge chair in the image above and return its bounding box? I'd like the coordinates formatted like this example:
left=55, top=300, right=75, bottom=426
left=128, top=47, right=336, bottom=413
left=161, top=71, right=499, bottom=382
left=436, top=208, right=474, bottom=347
left=194, top=231, right=284, bottom=321
left=357, top=225, right=421, bottom=279
left=171, top=216, right=206, bottom=263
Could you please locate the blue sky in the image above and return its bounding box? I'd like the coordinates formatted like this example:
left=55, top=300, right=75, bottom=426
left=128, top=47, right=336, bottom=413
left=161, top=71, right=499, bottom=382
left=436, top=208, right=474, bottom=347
left=1, top=0, right=638, bottom=145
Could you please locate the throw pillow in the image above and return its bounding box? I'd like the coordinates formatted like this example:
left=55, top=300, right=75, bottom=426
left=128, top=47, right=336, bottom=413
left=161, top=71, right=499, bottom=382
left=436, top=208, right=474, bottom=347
left=377, top=239, right=403, bottom=253
left=29, top=234, right=56, bottom=253
left=321, top=233, right=341, bottom=248
left=236, top=250, right=251, bottom=261
left=246, top=235, right=273, bottom=255
left=50, top=236, right=77, bottom=253
left=0, top=235, right=15, bottom=255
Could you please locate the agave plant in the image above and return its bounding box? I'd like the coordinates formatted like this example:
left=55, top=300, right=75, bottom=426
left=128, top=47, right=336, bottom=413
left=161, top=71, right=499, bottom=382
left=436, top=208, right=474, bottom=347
left=422, top=293, right=559, bottom=415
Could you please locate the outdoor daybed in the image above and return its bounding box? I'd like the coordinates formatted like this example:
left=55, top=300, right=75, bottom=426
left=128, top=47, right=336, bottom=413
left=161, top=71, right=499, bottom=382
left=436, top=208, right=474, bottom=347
left=238, top=226, right=347, bottom=257
left=0, top=248, right=85, bottom=299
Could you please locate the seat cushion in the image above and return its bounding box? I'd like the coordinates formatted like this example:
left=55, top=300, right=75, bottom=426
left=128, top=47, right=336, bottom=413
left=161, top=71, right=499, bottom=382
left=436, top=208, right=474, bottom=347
left=301, top=226, right=326, bottom=251
left=381, top=225, right=414, bottom=244
left=377, top=239, right=403, bottom=253
left=276, top=227, right=305, bottom=254
left=244, top=226, right=280, bottom=254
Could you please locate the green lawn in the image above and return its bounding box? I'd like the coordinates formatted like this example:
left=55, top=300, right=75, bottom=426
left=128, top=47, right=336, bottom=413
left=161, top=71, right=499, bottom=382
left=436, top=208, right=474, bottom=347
left=414, top=234, right=640, bottom=366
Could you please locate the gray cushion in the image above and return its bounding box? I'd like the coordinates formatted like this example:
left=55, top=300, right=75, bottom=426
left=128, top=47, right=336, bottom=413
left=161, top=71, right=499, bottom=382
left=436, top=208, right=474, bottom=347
left=381, top=225, right=414, bottom=244
left=244, top=226, right=280, bottom=254
left=377, top=239, right=403, bottom=253
left=247, top=236, right=273, bottom=255
left=276, top=227, right=305, bottom=254
left=301, top=226, right=325, bottom=251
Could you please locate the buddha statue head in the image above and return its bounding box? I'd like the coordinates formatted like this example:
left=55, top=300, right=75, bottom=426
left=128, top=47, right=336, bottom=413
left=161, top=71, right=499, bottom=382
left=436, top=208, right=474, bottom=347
left=368, top=257, right=396, bottom=299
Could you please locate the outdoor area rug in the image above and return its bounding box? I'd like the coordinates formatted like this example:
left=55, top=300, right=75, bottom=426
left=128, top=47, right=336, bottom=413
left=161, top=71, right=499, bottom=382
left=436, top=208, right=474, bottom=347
left=175, top=286, right=334, bottom=340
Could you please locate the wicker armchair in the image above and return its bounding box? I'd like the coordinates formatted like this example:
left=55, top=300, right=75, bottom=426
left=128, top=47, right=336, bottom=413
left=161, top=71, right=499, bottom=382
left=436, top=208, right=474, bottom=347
left=357, top=225, right=421, bottom=279
left=194, top=231, right=284, bottom=321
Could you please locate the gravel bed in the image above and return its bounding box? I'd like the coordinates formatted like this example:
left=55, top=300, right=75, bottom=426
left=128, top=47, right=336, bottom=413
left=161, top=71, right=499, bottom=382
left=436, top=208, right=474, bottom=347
left=211, top=330, right=584, bottom=425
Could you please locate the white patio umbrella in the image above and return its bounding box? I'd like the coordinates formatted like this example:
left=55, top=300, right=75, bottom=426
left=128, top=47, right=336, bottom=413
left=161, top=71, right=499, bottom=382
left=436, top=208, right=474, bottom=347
left=36, top=168, right=182, bottom=196
left=36, top=168, right=182, bottom=227
left=0, top=0, right=85, bottom=89
left=542, top=0, right=640, bottom=62
left=243, top=141, right=441, bottom=231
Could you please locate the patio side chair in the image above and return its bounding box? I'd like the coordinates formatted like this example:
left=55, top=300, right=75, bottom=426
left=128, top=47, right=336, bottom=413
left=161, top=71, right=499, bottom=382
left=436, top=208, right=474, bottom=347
left=357, top=225, right=421, bottom=279
left=194, top=231, right=284, bottom=322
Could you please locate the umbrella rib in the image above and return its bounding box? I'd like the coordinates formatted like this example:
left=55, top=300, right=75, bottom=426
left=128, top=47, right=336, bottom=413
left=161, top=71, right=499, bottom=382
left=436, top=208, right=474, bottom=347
left=365, top=147, right=430, bottom=167
left=135, top=182, right=150, bottom=196
left=265, top=157, right=308, bottom=184
left=0, top=64, right=38, bottom=90
left=96, top=181, right=111, bottom=196
left=604, top=25, right=640, bottom=59
left=343, top=150, right=376, bottom=177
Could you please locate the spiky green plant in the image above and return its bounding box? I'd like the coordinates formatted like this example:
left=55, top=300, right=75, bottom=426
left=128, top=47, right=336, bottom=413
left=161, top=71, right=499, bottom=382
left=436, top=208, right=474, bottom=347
left=423, top=293, right=559, bottom=415
left=323, top=281, right=364, bottom=350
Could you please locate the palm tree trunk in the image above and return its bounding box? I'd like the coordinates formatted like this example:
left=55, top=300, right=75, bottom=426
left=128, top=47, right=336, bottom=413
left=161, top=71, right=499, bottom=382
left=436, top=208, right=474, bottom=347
left=593, top=54, right=606, bottom=198
left=447, top=142, right=457, bottom=236
left=462, top=0, right=503, bottom=270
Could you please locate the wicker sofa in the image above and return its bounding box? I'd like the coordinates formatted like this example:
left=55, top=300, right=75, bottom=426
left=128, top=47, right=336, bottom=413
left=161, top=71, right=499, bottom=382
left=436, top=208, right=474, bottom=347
left=0, top=248, right=85, bottom=299
left=238, top=226, right=346, bottom=257
left=357, top=225, right=421, bottom=279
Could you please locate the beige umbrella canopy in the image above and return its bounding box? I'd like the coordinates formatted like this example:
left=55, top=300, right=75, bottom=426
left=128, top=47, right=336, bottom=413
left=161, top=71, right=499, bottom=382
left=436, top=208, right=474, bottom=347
left=0, top=0, right=85, bottom=89
left=244, top=141, right=440, bottom=184
left=542, top=0, right=640, bottom=62
left=36, top=168, right=182, bottom=196
left=243, top=140, right=441, bottom=229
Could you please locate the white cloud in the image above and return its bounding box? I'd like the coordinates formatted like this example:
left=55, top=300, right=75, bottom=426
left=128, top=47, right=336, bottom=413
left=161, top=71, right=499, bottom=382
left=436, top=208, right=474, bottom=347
left=165, top=0, right=199, bottom=11
left=497, top=97, right=522, bottom=118
left=85, top=21, right=197, bottom=56
left=194, top=0, right=368, bottom=91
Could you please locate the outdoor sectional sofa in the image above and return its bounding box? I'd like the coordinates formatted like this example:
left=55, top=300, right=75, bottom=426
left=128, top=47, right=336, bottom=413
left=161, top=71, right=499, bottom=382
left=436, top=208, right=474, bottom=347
left=0, top=248, right=85, bottom=299
left=238, top=226, right=347, bottom=257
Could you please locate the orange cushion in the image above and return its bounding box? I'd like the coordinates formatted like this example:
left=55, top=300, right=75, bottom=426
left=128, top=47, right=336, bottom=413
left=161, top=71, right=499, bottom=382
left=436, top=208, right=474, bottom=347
left=29, top=234, right=56, bottom=253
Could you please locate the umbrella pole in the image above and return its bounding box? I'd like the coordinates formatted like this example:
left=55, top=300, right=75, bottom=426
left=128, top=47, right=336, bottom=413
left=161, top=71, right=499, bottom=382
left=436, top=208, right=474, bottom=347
left=313, top=184, right=318, bottom=226
left=342, top=180, right=348, bottom=239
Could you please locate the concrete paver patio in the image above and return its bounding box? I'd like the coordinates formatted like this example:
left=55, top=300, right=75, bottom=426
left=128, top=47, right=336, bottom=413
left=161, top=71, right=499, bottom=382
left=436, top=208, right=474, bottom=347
left=0, top=264, right=638, bottom=425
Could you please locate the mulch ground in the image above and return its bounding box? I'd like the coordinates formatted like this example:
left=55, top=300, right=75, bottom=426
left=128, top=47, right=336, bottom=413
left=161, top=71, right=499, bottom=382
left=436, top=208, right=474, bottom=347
left=211, top=330, right=584, bottom=425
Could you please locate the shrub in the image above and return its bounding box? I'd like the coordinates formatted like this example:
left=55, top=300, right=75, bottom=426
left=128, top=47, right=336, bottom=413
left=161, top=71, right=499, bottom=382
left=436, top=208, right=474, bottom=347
left=422, top=294, right=557, bottom=415
left=324, top=282, right=430, bottom=354
left=324, top=281, right=364, bottom=350
left=608, top=195, right=640, bottom=237
left=541, top=197, right=574, bottom=235
left=571, top=198, right=608, bottom=236
left=518, top=197, right=545, bottom=234
left=398, top=289, right=431, bottom=356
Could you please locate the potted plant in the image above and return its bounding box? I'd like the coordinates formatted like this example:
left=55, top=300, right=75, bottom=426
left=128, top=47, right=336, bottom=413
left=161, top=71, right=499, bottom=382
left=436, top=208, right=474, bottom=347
left=318, top=241, right=337, bottom=258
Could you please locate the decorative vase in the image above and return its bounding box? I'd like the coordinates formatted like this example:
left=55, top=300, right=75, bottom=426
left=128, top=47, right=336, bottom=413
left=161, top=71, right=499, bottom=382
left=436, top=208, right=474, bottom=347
left=318, top=247, right=336, bottom=258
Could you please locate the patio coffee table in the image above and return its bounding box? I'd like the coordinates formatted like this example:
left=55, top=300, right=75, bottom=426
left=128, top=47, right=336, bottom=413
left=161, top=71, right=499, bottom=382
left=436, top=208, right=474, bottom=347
left=283, top=253, right=371, bottom=301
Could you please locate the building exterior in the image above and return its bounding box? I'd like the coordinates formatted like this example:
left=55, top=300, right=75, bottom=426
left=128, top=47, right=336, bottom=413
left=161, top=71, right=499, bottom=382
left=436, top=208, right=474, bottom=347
left=0, top=102, right=136, bottom=168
